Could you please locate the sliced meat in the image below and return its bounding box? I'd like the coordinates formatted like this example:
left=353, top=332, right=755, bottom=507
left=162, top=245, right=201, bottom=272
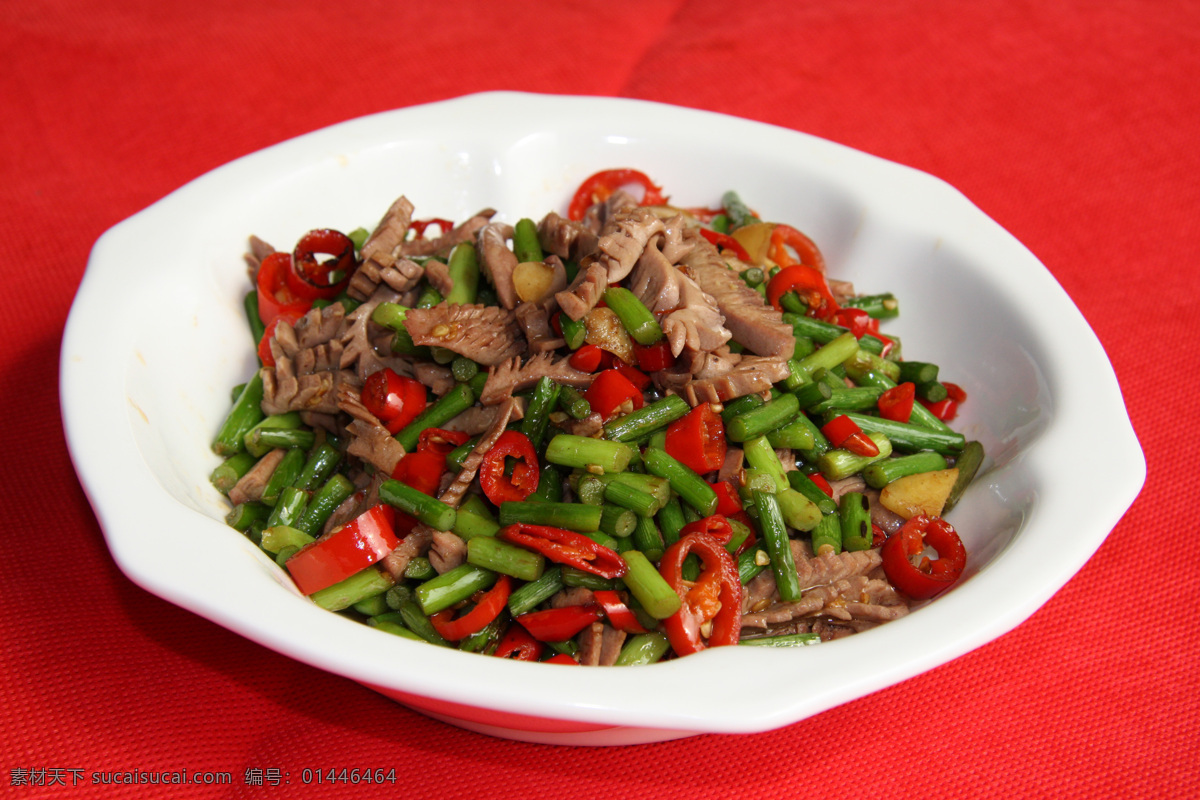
left=628, top=229, right=731, bottom=357
left=718, top=447, right=744, bottom=485
left=344, top=419, right=406, bottom=476
left=684, top=239, right=794, bottom=358
left=477, top=222, right=519, bottom=310
left=591, top=206, right=664, bottom=283
left=335, top=382, right=407, bottom=475
left=514, top=301, right=566, bottom=353
left=261, top=348, right=354, bottom=416
left=537, top=211, right=598, bottom=263
left=412, top=361, right=456, bottom=396
left=228, top=448, right=286, bottom=505
left=349, top=195, right=416, bottom=301
left=676, top=356, right=790, bottom=406
left=576, top=622, right=627, bottom=667
left=404, top=303, right=526, bottom=366
left=554, top=262, right=607, bottom=321
left=428, top=530, right=468, bottom=574
left=380, top=524, right=434, bottom=581
left=398, top=208, right=495, bottom=259
left=479, top=351, right=593, bottom=405
left=580, top=189, right=638, bottom=233
left=557, top=411, right=603, bottom=438
left=440, top=398, right=526, bottom=436
left=423, top=259, right=454, bottom=298
left=550, top=587, right=596, bottom=608
left=339, top=283, right=416, bottom=381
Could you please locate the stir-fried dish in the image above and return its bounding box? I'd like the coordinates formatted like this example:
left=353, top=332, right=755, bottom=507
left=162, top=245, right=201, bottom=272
left=210, top=169, right=984, bottom=665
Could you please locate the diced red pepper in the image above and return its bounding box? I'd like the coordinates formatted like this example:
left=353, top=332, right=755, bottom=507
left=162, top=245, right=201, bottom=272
left=567, top=169, right=666, bottom=221
left=678, top=515, right=734, bottom=546
left=768, top=223, right=827, bottom=273
left=871, top=523, right=887, bottom=548
left=710, top=480, right=743, bottom=516
left=832, top=307, right=872, bottom=339
left=821, top=414, right=880, bottom=457
left=659, top=532, right=742, bottom=655
left=881, top=515, right=967, bottom=599
left=493, top=622, right=544, bottom=661
left=664, top=403, right=727, bottom=475
left=428, top=574, right=512, bottom=642
left=543, top=653, right=579, bottom=665
left=585, top=368, right=644, bottom=420
left=918, top=396, right=959, bottom=422
left=284, top=505, right=399, bottom=595
left=568, top=343, right=604, bottom=372
left=632, top=339, right=675, bottom=372
left=362, top=368, right=428, bottom=434
left=289, top=228, right=355, bottom=300
left=496, top=524, right=628, bottom=580
left=516, top=604, right=603, bottom=642
left=698, top=227, right=752, bottom=261
left=390, top=449, right=449, bottom=536
left=479, top=430, right=540, bottom=505
left=765, top=263, right=840, bottom=320
left=614, top=362, right=652, bottom=392
left=255, top=251, right=311, bottom=329
left=943, top=382, right=967, bottom=404
left=592, top=590, right=649, bottom=635
left=878, top=382, right=916, bottom=423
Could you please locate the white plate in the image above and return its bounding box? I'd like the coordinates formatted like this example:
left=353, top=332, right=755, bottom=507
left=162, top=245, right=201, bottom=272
left=61, top=92, right=1144, bottom=745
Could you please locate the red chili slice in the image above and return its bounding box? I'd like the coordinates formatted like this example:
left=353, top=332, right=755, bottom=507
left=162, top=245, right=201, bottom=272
left=659, top=532, right=742, bottom=655
left=496, top=524, right=627, bottom=580
left=428, top=574, right=512, bottom=642
left=516, top=605, right=604, bottom=642
left=698, top=227, right=751, bottom=261
left=567, top=169, right=666, bottom=221
left=416, top=427, right=471, bottom=455
left=592, top=590, right=649, bottom=635
left=255, top=251, right=311, bottom=329
left=479, top=430, right=540, bottom=505
left=494, top=622, right=544, bottom=661
left=880, top=515, right=967, bottom=599
left=768, top=223, right=827, bottom=274
left=678, top=515, right=733, bottom=546
left=543, top=653, right=579, bottom=665
left=408, top=218, right=455, bottom=239
left=765, top=263, right=840, bottom=320
left=290, top=228, right=355, bottom=299
left=284, top=505, right=399, bottom=596
left=664, top=403, right=727, bottom=475
left=918, top=396, right=960, bottom=422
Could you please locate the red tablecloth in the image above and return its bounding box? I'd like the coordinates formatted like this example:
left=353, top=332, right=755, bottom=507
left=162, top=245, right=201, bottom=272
left=4, top=1, right=1196, bottom=796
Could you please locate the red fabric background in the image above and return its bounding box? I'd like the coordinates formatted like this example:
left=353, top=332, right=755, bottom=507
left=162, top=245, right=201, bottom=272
left=3, top=0, right=1196, bottom=796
